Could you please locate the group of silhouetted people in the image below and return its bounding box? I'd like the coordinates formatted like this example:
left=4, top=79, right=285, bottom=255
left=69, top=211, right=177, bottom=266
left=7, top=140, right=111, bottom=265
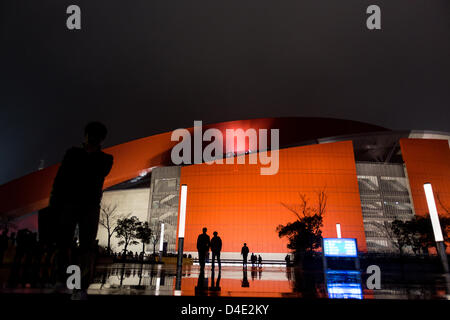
left=3, top=121, right=294, bottom=300
left=197, top=228, right=264, bottom=270
left=113, top=250, right=147, bottom=262
left=197, top=228, right=223, bottom=271
left=0, top=228, right=96, bottom=289
left=195, top=228, right=223, bottom=296
left=250, top=253, right=263, bottom=267
left=241, top=244, right=263, bottom=267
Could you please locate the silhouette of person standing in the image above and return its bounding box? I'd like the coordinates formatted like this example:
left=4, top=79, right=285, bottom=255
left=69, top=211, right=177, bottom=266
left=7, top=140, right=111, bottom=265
left=241, top=243, right=249, bottom=268
left=241, top=268, right=249, bottom=288
left=196, top=227, right=210, bottom=272
left=285, top=254, right=291, bottom=267
left=251, top=253, right=256, bottom=267
left=210, top=231, right=222, bottom=270
left=50, top=122, right=113, bottom=298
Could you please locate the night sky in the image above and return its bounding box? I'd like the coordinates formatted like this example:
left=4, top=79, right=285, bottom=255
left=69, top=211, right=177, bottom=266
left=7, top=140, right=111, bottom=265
left=1, top=0, right=449, bottom=185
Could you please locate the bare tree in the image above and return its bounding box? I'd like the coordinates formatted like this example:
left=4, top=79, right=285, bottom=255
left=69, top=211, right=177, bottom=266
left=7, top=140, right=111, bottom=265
left=278, top=189, right=328, bottom=257
left=316, top=190, right=327, bottom=217
left=281, top=189, right=327, bottom=219
left=281, top=193, right=309, bottom=219
left=150, top=224, right=161, bottom=256
left=372, top=220, right=408, bottom=255
left=99, top=204, right=126, bottom=254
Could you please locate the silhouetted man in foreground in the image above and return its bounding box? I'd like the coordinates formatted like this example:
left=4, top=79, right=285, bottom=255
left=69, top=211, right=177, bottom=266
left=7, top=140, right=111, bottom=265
left=196, top=227, right=210, bottom=272
left=210, top=231, right=222, bottom=270
left=50, top=122, right=113, bottom=299
left=241, top=243, right=249, bottom=267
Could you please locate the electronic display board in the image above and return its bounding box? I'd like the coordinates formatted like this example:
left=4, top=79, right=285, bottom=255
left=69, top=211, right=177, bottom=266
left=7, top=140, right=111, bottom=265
left=323, top=238, right=358, bottom=257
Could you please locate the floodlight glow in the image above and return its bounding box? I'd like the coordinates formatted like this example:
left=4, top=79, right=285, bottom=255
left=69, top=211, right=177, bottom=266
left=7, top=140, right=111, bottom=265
left=178, top=185, right=188, bottom=238
left=336, top=223, right=342, bottom=238
left=423, top=183, right=444, bottom=242
left=159, top=223, right=165, bottom=252
left=155, top=277, right=161, bottom=295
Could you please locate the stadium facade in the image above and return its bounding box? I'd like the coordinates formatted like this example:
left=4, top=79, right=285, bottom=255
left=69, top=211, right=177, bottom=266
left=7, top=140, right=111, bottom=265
left=1, top=118, right=449, bottom=259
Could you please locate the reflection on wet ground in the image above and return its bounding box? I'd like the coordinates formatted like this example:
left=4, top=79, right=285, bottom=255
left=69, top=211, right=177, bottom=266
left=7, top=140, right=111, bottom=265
left=87, top=263, right=450, bottom=300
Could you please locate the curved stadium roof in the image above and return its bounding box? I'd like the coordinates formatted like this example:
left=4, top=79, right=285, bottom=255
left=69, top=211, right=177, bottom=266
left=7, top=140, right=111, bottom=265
left=0, top=116, right=439, bottom=219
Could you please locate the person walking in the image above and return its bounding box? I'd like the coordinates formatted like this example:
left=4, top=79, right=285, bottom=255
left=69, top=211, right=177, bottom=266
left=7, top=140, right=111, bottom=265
left=196, top=227, right=210, bottom=272
left=50, top=122, right=113, bottom=299
left=241, top=243, right=249, bottom=268
left=210, top=231, right=222, bottom=270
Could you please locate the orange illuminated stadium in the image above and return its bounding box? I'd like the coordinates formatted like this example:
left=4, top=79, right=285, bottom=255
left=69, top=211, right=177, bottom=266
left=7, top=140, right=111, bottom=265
left=179, top=141, right=367, bottom=255
left=0, top=117, right=449, bottom=258
left=399, top=139, right=450, bottom=217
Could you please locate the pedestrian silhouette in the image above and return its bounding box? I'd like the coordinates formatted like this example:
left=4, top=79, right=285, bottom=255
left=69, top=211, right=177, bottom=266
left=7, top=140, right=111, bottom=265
left=210, top=231, right=222, bottom=270
left=258, top=255, right=262, bottom=267
left=241, top=243, right=249, bottom=268
left=196, top=227, right=210, bottom=272
left=49, top=121, right=113, bottom=298
left=285, top=254, right=291, bottom=267
left=251, top=253, right=256, bottom=267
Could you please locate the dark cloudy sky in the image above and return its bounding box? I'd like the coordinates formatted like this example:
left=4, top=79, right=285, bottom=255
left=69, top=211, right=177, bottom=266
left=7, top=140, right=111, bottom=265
left=1, top=0, right=449, bottom=185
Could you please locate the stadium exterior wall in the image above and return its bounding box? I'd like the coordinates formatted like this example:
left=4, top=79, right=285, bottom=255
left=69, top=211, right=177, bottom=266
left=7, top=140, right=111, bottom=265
left=400, top=139, right=450, bottom=217
left=178, top=141, right=367, bottom=259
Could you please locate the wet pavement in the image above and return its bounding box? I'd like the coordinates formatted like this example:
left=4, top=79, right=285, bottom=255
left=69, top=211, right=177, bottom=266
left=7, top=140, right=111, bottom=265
left=86, top=263, right=450, bottom=300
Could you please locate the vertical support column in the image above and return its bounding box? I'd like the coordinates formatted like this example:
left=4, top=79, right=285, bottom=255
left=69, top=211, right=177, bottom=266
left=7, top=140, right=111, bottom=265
left=176, top=185, right=188, bottom=290
left=436, top=242, right=449, bottom=273
left=159, top=223, right=165, bottom=261
left=424, top=183, right=449, bottom=274
left=322, top=238, right=328, bottom=272
left=354, top=239, right=360, bottom=271
left=175, top=238, right=184, bottom=291
left=336, top=223, right=342, bottom=238
left=155, top=264, right=161, bottom=296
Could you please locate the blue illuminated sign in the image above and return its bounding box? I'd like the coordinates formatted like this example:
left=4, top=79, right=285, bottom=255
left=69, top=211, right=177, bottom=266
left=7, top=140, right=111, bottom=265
left=323, top=238, right=358, bottom=257
left=327, top=283, right=363, bottom=299
left=326, top=270, right=363, bottom=299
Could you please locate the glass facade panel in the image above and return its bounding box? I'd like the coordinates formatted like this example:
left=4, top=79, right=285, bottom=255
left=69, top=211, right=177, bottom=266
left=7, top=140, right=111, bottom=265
left=356, top=162, right=415, bottom=253
left=147, top=167, right=181, bottom=253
